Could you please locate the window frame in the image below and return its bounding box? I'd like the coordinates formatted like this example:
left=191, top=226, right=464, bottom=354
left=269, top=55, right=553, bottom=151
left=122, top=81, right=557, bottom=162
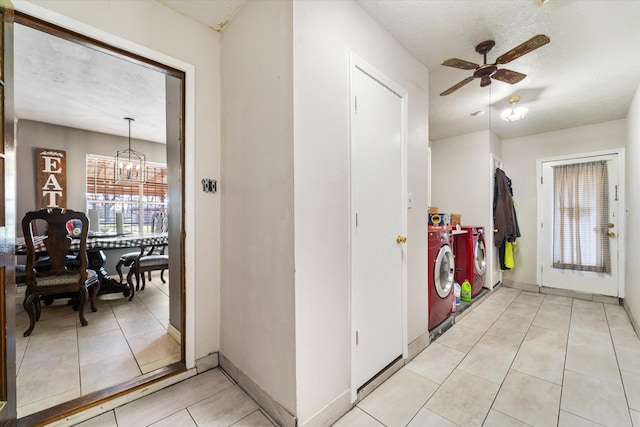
left=86, top=154, right=167, bottom=233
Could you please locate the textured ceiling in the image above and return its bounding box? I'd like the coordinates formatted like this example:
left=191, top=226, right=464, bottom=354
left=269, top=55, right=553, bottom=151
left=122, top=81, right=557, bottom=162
left=355, top=0, right=640, bottom=140
left=14, top=23, right=167, bottom=143
left=13, top=1, right=640, bottom=143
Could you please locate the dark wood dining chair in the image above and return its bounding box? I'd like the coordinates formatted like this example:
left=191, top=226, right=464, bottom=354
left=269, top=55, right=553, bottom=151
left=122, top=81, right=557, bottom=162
left=21, top=208, right=99, bottom=337
left=126, top=245, right=169, bottom=296
left=115, top=211, right=167, bottom=288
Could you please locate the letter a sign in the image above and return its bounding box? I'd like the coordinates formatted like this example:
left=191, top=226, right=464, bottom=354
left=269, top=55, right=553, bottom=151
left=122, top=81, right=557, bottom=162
left=36, top=148, right=67, bottom=209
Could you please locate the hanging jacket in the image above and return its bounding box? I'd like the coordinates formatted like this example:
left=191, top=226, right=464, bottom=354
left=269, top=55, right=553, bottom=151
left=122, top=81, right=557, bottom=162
left=493, top=168, right=520, bottom=248
left=506, top=177, right=521, bottom=239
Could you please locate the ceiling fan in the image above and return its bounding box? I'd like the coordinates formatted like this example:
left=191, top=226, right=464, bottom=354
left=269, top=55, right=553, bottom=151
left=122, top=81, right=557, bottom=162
left=440, top=34, right=550, bottom=96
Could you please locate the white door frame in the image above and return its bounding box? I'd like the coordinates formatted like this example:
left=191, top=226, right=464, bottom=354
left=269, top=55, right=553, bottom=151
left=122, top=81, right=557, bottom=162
left=536, top=148, right=626, bottom=297
left=489, top=154, right=503, bottom=289
left=427, top=146, right=432, bottom=207
left=348, top=52, right=408, bottom=402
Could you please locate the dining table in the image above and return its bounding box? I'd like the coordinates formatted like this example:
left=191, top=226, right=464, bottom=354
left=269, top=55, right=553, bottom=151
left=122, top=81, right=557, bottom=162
left=16, top=231, right=169, bottom=297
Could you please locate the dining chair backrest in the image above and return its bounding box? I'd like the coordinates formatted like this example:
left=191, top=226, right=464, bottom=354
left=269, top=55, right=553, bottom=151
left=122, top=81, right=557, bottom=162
left=21, top=208, right=95, bottom=336
left=22, top=208, right=89, bottom=283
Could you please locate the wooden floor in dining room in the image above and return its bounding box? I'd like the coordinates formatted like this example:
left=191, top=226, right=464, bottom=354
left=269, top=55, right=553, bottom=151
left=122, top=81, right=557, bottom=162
left=15, top=273, right=181, bottom=418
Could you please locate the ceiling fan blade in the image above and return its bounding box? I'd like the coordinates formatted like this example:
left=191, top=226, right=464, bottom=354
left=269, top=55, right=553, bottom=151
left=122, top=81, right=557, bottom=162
left=495, top=34, right=550, bottom=64
left=440, top=76, right=475, bottom=96
left=491, top=68, right=527, bottom=84
left=441, top=58, right=479, bottom=70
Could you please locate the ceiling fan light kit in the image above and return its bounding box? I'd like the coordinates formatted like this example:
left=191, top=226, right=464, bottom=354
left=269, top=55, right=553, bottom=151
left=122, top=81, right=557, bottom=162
left=439, top=34, right=550, bottom=96
left=500, top=95, right=529, bottom=122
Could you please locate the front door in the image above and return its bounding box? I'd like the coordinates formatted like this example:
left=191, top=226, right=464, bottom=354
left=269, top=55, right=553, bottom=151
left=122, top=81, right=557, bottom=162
left=540, top=152, right=620, bottom=296
left=0, top=6, right=17, bottom=424
left=351, top=60, right=406, bottom=391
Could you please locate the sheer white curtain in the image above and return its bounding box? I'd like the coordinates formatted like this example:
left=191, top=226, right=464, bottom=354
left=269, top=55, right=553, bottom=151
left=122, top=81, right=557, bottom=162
left=553, top=160, right=610, bottom=273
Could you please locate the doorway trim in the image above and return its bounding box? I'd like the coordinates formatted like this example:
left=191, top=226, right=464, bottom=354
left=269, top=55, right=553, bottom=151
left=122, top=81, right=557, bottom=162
left=536, top=148, right=626, bottom=297
left=348, top=52, right=408, bottom=403
left=14, top=0, right=195, bottom=367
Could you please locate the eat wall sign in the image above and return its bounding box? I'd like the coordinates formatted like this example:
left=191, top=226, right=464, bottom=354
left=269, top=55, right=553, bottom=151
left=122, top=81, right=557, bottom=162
left=36, top=147, right=67, bottom=209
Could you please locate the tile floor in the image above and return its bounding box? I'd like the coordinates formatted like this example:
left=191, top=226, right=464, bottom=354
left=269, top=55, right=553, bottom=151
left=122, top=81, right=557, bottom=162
left=15, top=273, right=181, bottom=418
left=335, top=287, right=640, bottom=427
left=69, top=287, right=640, bottom=426
left=73, top=369, right=275, bottom=427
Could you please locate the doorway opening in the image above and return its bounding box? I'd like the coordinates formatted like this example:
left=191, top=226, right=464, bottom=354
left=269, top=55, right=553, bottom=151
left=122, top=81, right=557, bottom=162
left=12, top=12, right=186, bottom=425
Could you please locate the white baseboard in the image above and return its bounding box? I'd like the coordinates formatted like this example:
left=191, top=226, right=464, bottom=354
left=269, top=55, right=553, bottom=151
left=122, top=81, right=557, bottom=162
left=407, top=330, right=431, bottom=361
left=219, top=354, right=297, bottom=427
left=299, top=390, right=351, bottom=427
left=196, top=352, right=219, bottom=374
left=502, top=280, right=620, bottom=305
left=167, top=323, right=181, bottom=344
left=623, top=300, right=640, bottom=339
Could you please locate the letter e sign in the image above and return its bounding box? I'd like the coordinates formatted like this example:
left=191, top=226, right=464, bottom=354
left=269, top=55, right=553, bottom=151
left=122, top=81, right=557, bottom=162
left=36, top=147, right=67, bottom=209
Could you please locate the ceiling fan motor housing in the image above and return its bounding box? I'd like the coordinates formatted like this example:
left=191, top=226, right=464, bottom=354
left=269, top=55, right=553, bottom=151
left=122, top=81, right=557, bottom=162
left=474, top=64, right=498, bottom=86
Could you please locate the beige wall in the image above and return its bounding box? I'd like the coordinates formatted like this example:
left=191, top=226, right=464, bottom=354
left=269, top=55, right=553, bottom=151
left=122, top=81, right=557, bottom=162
left=221, top=0, right=430, bottom=423
left=431, top=130, right=492, bottom=225
left=625, top=84, right=640, bottom=324
left=19, top=0, right=222, bottom=364
left=220, top=0, right=296, bottom=415
left=16, top=120, right=166, bottom=225
left=501, top=120, right=626, bottom=286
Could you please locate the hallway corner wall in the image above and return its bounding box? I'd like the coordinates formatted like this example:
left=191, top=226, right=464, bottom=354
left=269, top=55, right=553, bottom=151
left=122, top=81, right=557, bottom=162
left=220, top=0, right=296, bottom=418
left=624, top=83, right=640, bottom=330
left=431, top=130, right=500, bottom=288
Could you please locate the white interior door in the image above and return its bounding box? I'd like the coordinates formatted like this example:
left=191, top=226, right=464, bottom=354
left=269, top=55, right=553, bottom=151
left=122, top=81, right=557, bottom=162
left=540, top=153, right=620, bottom=296
left=351, top=62, right=405, bottom=391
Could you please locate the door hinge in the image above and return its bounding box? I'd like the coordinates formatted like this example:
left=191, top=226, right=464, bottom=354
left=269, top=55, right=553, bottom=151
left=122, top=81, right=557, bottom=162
left=355, top=96, right=358, bottom=113
left=541, top=176, right=543, bottom=184
left=355, top=330, right=359, bottom=345
left=541, top=222, right=543, bottom=228
left=355, top=212, right=359, bottom=227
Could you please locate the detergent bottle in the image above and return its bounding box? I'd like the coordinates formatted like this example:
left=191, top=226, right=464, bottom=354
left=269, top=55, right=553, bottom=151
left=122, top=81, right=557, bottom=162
left=453, top=282, right=461, bottom=306
left=461, top=279, right=472, bottom=302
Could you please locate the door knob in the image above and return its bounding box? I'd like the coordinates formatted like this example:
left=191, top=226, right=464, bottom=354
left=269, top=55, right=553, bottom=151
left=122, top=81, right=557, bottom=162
left=608, top=223, right=615, bottom=228
left=608, top=231, right=616, bottom=237
left=396, top=235, right=407, bottom=244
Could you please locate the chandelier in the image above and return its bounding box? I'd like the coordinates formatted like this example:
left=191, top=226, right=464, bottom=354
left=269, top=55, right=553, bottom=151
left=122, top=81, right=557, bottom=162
left=115, top=117, right=146, bottom=184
